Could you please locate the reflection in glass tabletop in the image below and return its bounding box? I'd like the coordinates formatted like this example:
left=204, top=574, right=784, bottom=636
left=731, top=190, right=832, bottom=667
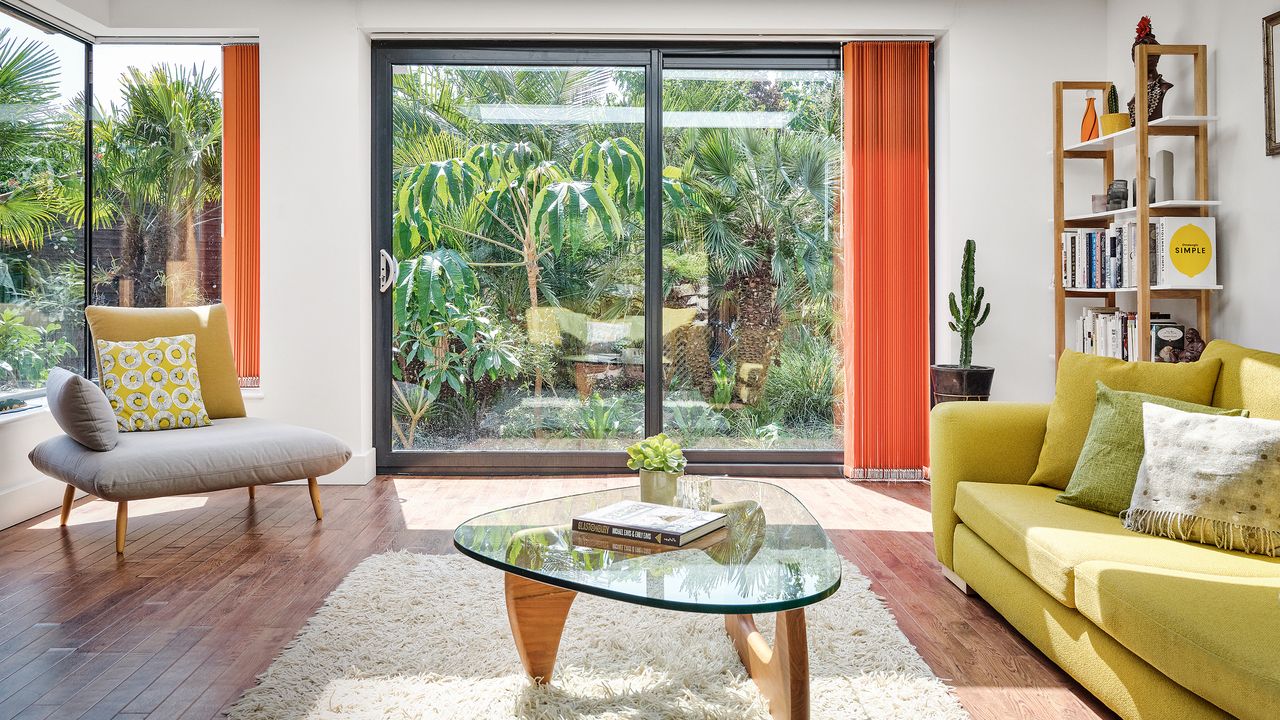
left=452, top=478, right=841, bottom=614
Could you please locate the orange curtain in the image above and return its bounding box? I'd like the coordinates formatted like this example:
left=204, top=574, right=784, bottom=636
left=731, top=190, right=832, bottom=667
left=841, top=42, right=931, bottom=479
left=221, top=44, right=261, bottom=383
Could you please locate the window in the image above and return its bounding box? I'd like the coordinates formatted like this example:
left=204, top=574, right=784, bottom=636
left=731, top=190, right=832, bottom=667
left=90, top=44, right=224, bottom=310
left=0, top=8, right=87, bottom=401
left=0, top=14, right=239, bottom=402
left=374, top=45, right=844, bottom=473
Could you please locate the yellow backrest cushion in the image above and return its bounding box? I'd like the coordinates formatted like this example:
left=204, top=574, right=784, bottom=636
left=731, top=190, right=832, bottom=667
left=97, top=334, right=212, bottom=432
left=1028, top=350, right=1221, bottom=489
left=1200, top=339, right=1280, bottom=419
left=85, top=304, right=246, bottom=419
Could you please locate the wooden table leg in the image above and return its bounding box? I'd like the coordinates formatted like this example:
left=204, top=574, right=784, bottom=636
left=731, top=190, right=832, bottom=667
left=504, top=573, right=576, bottom=684
left=725, top=609, right=809, bottom=720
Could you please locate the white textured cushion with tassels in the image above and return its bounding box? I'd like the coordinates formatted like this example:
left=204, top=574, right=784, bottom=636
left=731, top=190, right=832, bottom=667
left=1126, top=403, right=1280, bottom=557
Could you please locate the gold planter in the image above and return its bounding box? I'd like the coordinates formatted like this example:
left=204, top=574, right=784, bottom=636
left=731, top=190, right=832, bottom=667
left=1100, top=113, right=1131, bottom=136
left=639, top=470, right=680, bottom=506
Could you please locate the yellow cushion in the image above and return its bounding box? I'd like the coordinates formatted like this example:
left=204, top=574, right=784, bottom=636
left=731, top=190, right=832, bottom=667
left=85, top=304, right=245, bottom=419
left=1028, top=350, right=1221, bottom=489
left=96, top=334, right=211, bottom=432
left=954, top=526, right=1231, bottom=720
left=1200, top=339, right=1280, bottom=419
left=953, top=482, right=1280, bottom=607
left=1075, top=561, right=1280, bottom=720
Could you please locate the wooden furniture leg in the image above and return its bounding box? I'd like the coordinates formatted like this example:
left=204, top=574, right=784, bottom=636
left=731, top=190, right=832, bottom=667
left=60, top=485, right=75, bottom=526
left=725, top=610, right=809, bottom=720
left=504, top=573, right=576, bottom=683
left=115, top=501, right=128, bottom=555
left=307, top=477, right=323, bottom=520
left=248, top=485, right=255, bottom=500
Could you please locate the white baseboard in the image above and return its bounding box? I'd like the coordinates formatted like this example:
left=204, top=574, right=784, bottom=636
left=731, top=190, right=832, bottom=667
left=0, top=478, right=86, bottom=531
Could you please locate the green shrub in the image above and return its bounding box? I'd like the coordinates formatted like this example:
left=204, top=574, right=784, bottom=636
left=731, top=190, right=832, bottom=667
left=0, top=309, right=73, bottom=391
left=712, top=357, right=735, bottom=405
left=760, top=327, right=838, bottom=430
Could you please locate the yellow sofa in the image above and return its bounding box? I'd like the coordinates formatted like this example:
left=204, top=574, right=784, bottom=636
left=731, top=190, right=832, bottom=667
left=931, top=340, right=1280, bottom=720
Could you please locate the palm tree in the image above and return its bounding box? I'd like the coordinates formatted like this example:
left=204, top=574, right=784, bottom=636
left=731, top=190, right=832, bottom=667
left=92, top=64, right=222, bottom=307
left=0, top=28, right=70, bottom=249
left=676, top=127, right=838, bottom=402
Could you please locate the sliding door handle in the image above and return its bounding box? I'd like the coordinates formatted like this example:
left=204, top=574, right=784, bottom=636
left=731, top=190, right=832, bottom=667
left=379, top=249, right=397, bottom=293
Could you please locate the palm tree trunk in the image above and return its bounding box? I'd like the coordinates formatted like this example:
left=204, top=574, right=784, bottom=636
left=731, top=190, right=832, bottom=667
left=665, top=283, right=713, bottom=398
left=729, top=264, right=781, bottom=404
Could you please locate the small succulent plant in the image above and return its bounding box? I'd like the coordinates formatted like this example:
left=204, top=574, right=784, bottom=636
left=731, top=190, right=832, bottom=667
left=625, top=433, right=687, bottom=474
left=1106, top=84, right=1120, bottom=114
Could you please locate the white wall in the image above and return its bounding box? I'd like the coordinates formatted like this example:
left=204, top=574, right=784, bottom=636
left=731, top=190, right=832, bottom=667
left=1103, top=1, right=1280, bottom=352
left=3, top=0, right=1114, bottom=526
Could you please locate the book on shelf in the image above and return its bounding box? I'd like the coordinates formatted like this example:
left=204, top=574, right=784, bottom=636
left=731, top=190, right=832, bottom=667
left=1063, top=217, right=1217, bottom=290
left=1061, top=226, right=1137, bottom=290
left=571, top=500, right=727, bottom=547
left=1076, top=306, right=1181, bottom=361
left=1153, top=216, right=1217, bottom=287
left=1151, top=320, right=1185, bottom=362
left=571, top=526, right=730, bottom=555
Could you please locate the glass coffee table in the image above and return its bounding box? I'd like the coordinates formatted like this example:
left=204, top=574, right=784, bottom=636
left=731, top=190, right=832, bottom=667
left=453, top=478, right=841, bottom=720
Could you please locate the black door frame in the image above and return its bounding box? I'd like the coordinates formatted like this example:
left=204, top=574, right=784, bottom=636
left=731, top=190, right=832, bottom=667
left=371, top=41, right=845, bottom=476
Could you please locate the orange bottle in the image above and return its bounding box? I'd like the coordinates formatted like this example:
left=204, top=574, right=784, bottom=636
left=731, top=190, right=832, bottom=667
left=1081, top=96, right=1100, bottom=142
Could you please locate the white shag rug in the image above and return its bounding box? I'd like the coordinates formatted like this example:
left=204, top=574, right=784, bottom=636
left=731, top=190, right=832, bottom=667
left=227, top=552, right=968, bottom=720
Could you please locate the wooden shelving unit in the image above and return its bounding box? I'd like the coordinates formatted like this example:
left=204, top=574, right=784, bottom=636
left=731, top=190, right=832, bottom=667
left=1051, top=44, right=1216, bottom=361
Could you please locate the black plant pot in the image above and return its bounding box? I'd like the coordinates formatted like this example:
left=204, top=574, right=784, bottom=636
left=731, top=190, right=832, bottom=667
left=930, top=365, right=995, bottom=404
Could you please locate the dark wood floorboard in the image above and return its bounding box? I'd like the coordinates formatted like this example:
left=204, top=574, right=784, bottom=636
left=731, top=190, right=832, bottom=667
left=0, top=477, right=1116, bottom=720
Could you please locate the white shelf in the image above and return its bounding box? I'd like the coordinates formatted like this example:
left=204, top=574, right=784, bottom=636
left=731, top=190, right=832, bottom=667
left=1057, top=115, right=1218, bottom=154
left=1064, top=285, right=1223, bottom=294
left=1061, top=200, right=1221, bottom=223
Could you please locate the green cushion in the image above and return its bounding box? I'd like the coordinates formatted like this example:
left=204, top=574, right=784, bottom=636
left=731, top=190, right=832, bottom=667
left=1028, top=350, right=1222, bottom=490
left=1056, top=381, right=1246, bottom=516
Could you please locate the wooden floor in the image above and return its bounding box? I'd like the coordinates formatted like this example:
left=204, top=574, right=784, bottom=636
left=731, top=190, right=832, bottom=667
left=0, top=477, right=1115, bottom=720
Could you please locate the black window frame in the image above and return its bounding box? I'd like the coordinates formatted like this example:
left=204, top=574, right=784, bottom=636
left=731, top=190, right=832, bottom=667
left=371, top=41, right=868, bottom=477
left=0, top=2, right=92, bottom=399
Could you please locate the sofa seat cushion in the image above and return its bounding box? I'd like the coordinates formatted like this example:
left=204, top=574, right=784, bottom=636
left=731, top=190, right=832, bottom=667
left=29, top=417, right=351, bottom=501
left=1075, top=561, right=1280, bottom=720
left=953, top=482, right=1280, bottom=607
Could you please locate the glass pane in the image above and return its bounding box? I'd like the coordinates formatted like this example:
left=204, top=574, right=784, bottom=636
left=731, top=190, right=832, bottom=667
left=389, top=64, right=645, bottom=452
left=0, top=13, right=86, bottom=401
left=661, top=68, right=843, bottom=450
left=90, top=45, right=223, bottom=310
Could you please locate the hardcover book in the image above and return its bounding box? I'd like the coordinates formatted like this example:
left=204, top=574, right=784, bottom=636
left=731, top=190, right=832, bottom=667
left=572, top=500, right=728, bottom=547
left=1155, top=217, right=1217, bottom=288
left=571, top=526, right=730, bottom=556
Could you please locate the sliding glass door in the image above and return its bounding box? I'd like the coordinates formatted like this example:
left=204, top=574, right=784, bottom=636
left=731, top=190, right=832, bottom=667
left=372, top=44, right=842, bottom=474
left=660, top=66, right=842, bottom=451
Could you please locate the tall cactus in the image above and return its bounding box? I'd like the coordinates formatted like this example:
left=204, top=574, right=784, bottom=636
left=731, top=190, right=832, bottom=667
left=1106, top=84, right=1120, bottom=114
left=948, top=239, right=991, bottom=368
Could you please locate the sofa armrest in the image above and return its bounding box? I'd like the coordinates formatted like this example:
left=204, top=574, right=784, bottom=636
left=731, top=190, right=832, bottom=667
left=930, top=401, right=1049, bottom=569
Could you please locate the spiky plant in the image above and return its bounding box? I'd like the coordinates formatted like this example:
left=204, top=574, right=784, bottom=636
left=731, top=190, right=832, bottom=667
left=1106, top=84, right=1120, bottom=114
left=948, top=239, right=991, bottom=368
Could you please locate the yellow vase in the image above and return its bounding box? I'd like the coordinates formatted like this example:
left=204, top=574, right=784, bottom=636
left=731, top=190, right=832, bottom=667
left=1101, top=112, right=1131, bottom=136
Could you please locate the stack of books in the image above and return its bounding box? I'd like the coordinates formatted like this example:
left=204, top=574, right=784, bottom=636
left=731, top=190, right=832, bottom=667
left=1076, top=307, right=1184, bottom=361
left=571, top=501, right=727, bottom=553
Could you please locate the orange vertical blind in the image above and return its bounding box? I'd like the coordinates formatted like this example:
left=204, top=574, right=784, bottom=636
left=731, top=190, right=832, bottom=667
left=221, top=44, right=261, bottom=383
left=841, top=42, right=931, bottom=478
